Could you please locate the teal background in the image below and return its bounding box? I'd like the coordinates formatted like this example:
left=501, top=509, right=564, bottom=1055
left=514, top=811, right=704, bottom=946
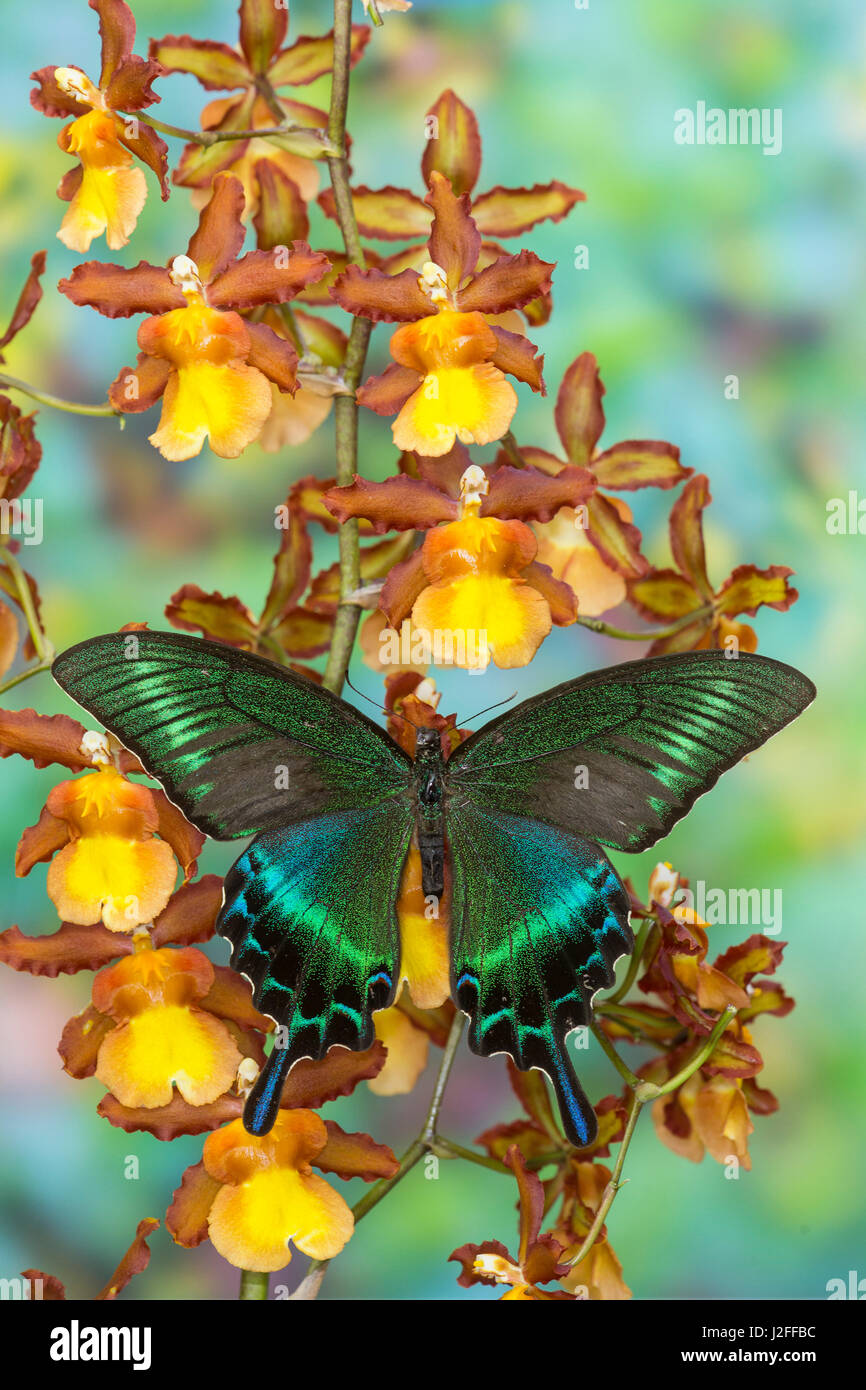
left=0, top=0, right=863, bottom=1300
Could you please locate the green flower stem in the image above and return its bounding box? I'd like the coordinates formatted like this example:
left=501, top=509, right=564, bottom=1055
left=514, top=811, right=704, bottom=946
left=0, top=658, right=52, bottom=697
left=432, top=1138, right=510, bottom=1173
left=603, top=918, right=650, bottom=1005
left=565, top=1004, right=738, bottom=1271
left=122, top=109, right=333, bottom=152
left=0, top=372, right=117, bottom=418
left=1, top=547, right=52, bottom=664
left=238, top=1269, right=269, bottom=1300
left=321, top=0, right=374, bottom=698
left=574, top=605, right=713, bottom=642
left=590, top=1020, right=641, bottom=1089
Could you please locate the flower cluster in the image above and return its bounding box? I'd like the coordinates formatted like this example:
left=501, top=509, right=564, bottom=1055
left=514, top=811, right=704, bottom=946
left=0, top=0, right=804, bottom=1302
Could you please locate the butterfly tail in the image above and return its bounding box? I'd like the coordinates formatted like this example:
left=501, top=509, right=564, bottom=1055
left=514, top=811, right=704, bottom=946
left=243, top=1045, right=293, bottom=1136
left=543, top=1036, right=599, bottom=1149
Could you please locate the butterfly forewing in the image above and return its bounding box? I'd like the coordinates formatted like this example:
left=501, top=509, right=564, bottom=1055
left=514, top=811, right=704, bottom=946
left=52, top=630, right=412, bottom=838
left=447, top=651, right=816, bottom=852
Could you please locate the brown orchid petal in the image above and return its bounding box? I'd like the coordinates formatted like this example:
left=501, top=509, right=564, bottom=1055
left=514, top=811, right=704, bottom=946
left=165, top=584, right=258, bottom=648
left=293, top=310, right=346, bottom=368
left=592, top=440, right=691, bottom=491
left=94, top=1217, right=160, bottom=1301
left=715, top=564, right=798, bottom=618
left=395, top=994, right=456, bottom=1047
left=703, top=1032, right=763, bottom=1080
left=506, top=444, right=564, bottom=476
left=457, top=250, right=554, bottom=315
left=523, top=561, right=578, bottom=626
left=378, top=244, right=428, bottom=276
left=15, top=806, right=70, bottom=876
left=330, top=265, right=432, bottom=322
left=0, top=921, right=129, bottom=978
left=475, top=1119, right=554, bottom=1164
left=209, top=243, right=329, bottom=309
left=93, top=0, right=136, bottom=87
left=627, top=567, right=703, bottom=621
left=98, top=1090, right=242, bottom=1140
left=104, top=55, right=163, bottom=113
left=20, top=1270, right=66, bottom=1300
left=316, top=1122, right=400, bottom=1182
left=171, top=134, right=250, bottom=191
left=166, top=1162, right=223, bottom=1247
left=305, top=532, right=413, bottom=620
left=148, top=35, right=251, bottom=90
left=483, top=463, right=595, bottom=523
left=669, top=474, right=714, bottom=599
left=58, top=261, right=184, bottom=318
left=324, top=474, right=455, bottom=534
left=421, top=90, right=482, bottom=196
left=295, top=248, right=375, bottom=307
left=319, top=184, right=431, bottom=241
left=743, top=1078, right=780, bottom=1114
left=713, top=934, right=785, bottom=987
left=116, top=119, right=170, bottom=198
left=0, top=401, right=41, bottom=498
left=426, top=171, right=481, bottom=292
left=261, top=498, right=312, bottom=628
left=151, top=789, right=204, bottom=881
left=504, top=1145, right=545, bottom=1263
left=280, top=1041, right=388, bottom=1109
left=356, top=363, right=419, bottom=415
left=240, top=0, right=289, bottom=74
left=254, top=162, right=310, bottom=249
left=270, top=607, right=333, bottom=658
left=55, top=165, right=82, bottom=202
left=412, top=442, right=474, bottom=496
left=506, top=1058, right=564, bottom=1139
left=201, top=964, right=273, bottom=1033
left=187, top=172, right=246, bottom=282
left=150, top=874, right=224, bottom=948
left=30, top=66, right=89, bottom=119
left=267, top=26, right=371, bottom=87
left=246, top=320, right=299, bottom=393
left=59, top=1003, right=116, bottom=1077
left=108, top=353, right=171, bottom=413
left=585, top=492, right=648, bottom=578
left=0, top=251, right=46, bottom=351
left=555, top=351, right=605, bottom=465
left=449, top=1239, right=513, bottom=1288
left=523, top=289, right=553, bottom=326
left=522, top=1233, right=570, bottom=1287
left=379, top=549, right=428, bottom=627
left=489, top=326, right=545, bottom=392
left=471, top=181, right=585, bottom=237
left=0, top=708, right=91, bottom=769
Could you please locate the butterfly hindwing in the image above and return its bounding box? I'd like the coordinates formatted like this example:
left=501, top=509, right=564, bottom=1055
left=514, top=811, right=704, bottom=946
left=52, top=630, right=411, bottom=839
left=220, top=798, right=414, bottom=1134
left=446, top=798, right=632, bottom=1147
left=447, top=650, right=815, bottom=853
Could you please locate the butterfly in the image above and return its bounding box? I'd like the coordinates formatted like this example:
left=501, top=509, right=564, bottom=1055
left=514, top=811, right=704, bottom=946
left=52, top=632, right=814, bottom=1148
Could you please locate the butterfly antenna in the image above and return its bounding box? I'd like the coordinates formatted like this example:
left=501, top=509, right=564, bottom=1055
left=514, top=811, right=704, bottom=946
left=461, top=692, right=518, bottom=724
left=344, top=674, right=421, bottom=730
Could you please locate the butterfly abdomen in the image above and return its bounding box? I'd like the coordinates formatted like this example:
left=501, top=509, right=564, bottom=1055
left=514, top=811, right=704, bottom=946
left=413, top=729, right=446, bottom=897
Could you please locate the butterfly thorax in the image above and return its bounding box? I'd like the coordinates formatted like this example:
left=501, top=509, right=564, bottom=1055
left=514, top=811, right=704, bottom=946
left=413, top=728, right=446, bottom=899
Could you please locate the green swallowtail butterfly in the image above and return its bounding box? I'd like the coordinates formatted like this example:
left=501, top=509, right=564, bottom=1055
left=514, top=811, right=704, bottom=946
left=52, top=632, right=814, bottom=1147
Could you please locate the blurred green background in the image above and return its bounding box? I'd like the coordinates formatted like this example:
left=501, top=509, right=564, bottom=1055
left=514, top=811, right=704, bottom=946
left=1, top=0, right=863, bottom=1301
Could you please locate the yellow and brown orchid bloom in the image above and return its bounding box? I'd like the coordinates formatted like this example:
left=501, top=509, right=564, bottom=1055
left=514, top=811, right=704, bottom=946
left=166, top=1051, right=400, bottom=1271
left=58, top=173, right=329, bottom=459
left=330, top=172, right=552, bottom=458
left=450, top=1145, right=576, bottom=1300
left=507, top=351, right=691, bottom=616
left=31, top=0, right=169, bottom=251
left=325, top=452, right=592, bottom=670
left=628, top=473, right=799, bottom=654
left=319, top=89, right=583, bottom=327
left=7, top=708, right=203, bottom=932
left=151, top=0, right=370, bottom=216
